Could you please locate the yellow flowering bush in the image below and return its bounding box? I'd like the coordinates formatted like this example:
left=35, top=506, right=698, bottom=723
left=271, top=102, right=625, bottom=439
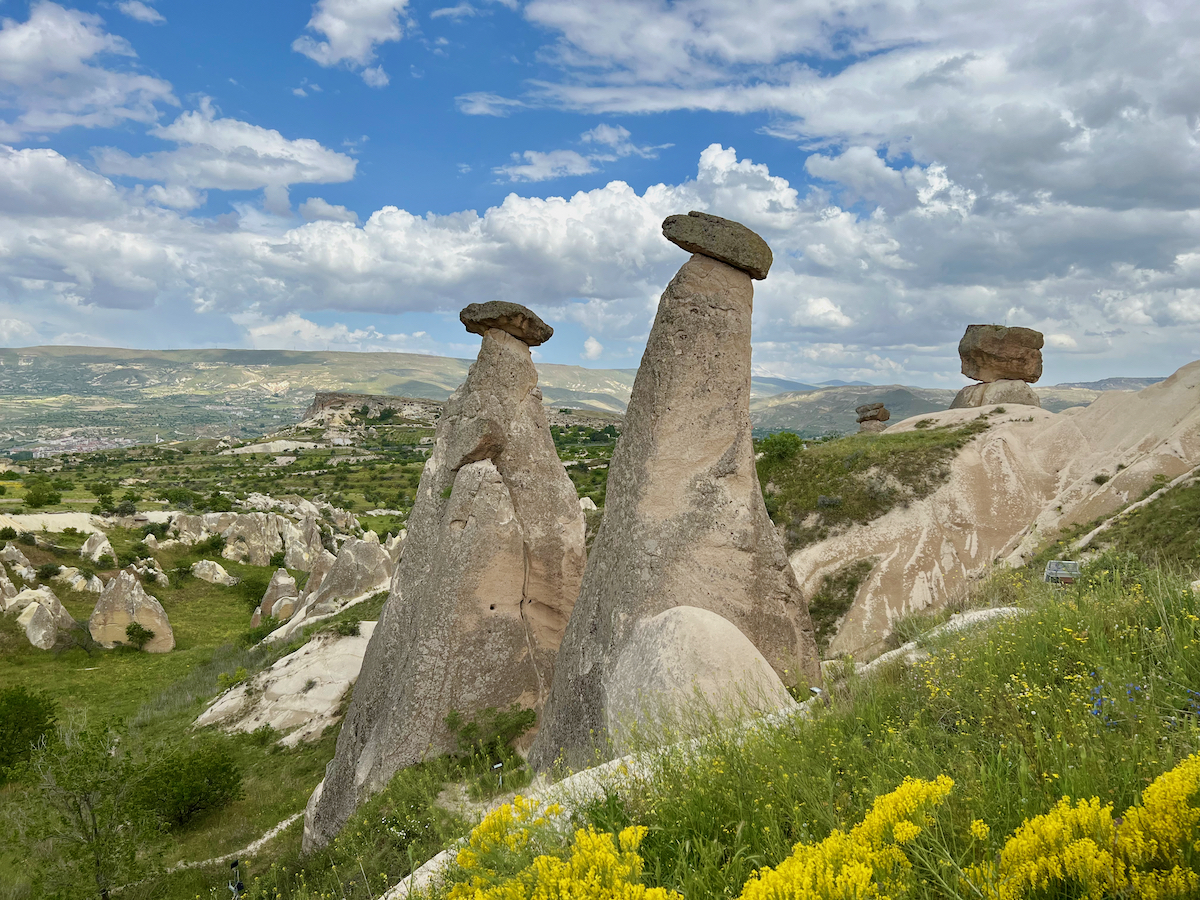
left=448, top=797, right=677, bottom=900
left=969, top=753, right=1200, bottom=899
left=735, top=775, right=954, bottom=900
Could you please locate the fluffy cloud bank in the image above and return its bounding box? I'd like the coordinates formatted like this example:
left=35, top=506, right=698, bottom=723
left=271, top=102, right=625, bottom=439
left=2, top=138, right=1198, bottom=383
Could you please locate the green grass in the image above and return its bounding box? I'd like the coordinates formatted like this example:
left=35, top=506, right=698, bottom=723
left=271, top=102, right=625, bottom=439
left=461, top=560, right=1200, bottom=900
left=756, top=419, right=991, bottom=551
left=1084, top=478, right=1200, bottom=569
left=808, top=558, right=877, bottom=655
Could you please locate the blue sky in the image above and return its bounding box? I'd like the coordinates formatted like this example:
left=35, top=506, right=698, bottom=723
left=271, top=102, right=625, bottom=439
left=1, top=0, right=1199, bottom=387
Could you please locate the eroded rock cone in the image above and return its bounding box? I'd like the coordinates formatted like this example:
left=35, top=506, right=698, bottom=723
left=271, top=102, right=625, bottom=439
left=959, top=325, right=1043, bottom=383
left=303, top=303, right=586, bottom=853
left=88, top=568, right=174, bottom=652
left=528, top=219, right=820, bottom=771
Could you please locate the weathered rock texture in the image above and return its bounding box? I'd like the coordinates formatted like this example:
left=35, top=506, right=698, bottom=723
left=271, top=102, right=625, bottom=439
left=662, top=211, right=773, bottom=280
left=171, top=512, right=327, bottom=572
left=80, top=532, right=114, bottom=563
left=0, top=566, right=17, bottom=607
left=856, top=403, right=890, bottom=433
left=950, top=380, right=1042, bottom=410
left=959, top=325, right=1044, bottom=384
left=605, top=606, right=796, bottom=752
left=303, top=303, right=586, bottom=853
left=460, top=301, right=554, bottom=346
left=1, top=543, right=31, bottom=567
left=270, top=538, right=392, bottom=641
left=9, top=586, right=74, bottom=649
left=253, top=568, right=299, bottom=626
left=528, top=237, right=820, bottom=773
left=88, top=569, right=174, bottom=652
left=192, top=559, right=240, bottom=586
left=791, top=360, right=1200, bottom=658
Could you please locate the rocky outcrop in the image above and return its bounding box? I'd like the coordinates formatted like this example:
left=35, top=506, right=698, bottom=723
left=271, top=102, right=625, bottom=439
left=529, top=217, right=820, bottom=773
left=303, top=302, right=586, bottom=853
left=1, top=543, right=30, bottom=568
left=950, top=380, right=1042, bottom=409
left=7, top=586, right=74, bottom=650
left=221, top=513, right=285, bottom=567
left=252, top=568, right=299, bottom=626
left=460, top=300, right=554, bottom=345
left=0, top=566, right=16, bottom=607
left=960, top=325, right=1044, bottom=383
left=268, top=539, right=391, bottom=642
left=196, top=622, right=376, bottom=747
left=605, top=606, right=796, bottom=752
left=856, top=403, right=890, bottom=434
left=952, top=325, right=1044, bottom=409
left=192, top=559, right=240, bottom=586
left=53, top=566, right=104, bottom=593
left=80, top=532, right=114, bottom=564
left=661, top=211, right=773, bottom=280
left=19, top=601, right=57, bottom=650
left=88, top=569, right=174, bottom=652
left=172, top=510, right=330, bottom=572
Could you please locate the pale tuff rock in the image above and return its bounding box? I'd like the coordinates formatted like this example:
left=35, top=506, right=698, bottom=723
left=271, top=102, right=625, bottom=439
left=1, top=543, right=31, bottom=568
left=143, top=533, right=159, bottom=550
left=80, top=531, right=114, bottom=563
left=8, top=587, right=73, bottom=635
left=579, top=497, right=598, bottom=511
left=384, top=531, right=405, bottom=566
left=605, top=606, right=797, bottom=753
left=661, top=211, right=774, bottom=280
left=196, top=622, right=376, bottom=747
left=88, top=569, right=175, bottom=652
left=793, top=362, right=1200, bottom=658
left=222, top=512, right=285, bottom=567
left=460, top=301, right=554, bottom=346
left=303, top=303, right=586, bottom=853
left=959, top=324, right=1044, bottom=384
left=529, top=228, right=819, bottom=773
left=267, top=539, right=391, bottom=642
left=0, top=566, right=16, bottom=606
left=19, top=601, right=57, bottom=650
left=171, top=511, right=327, bottom=572
left=251, top=568, right=299, bottom=627
left=192, top=559, right=240, bottom=587
left=858, top=420, right=888, bottom=434
left=950, top=380, right=1042, bottom=409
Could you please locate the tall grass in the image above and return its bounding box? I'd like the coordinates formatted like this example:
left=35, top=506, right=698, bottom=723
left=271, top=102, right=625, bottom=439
left=555, top=559, right=1200, bottom=899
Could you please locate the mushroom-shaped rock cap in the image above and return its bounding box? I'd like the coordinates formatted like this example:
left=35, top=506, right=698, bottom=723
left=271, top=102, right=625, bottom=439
left=661, top=210, right=773, bottom=280
left=460, top=301, right=554, bottom=346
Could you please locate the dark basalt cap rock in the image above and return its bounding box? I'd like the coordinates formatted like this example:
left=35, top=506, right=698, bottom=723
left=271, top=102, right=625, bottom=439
left=661, top=211, right=773, bottom=280
left=460, top=301, right=554, bottom=346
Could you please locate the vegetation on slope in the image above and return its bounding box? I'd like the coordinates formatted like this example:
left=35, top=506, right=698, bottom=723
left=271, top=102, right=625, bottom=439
left=755, top=418, right=991, bottom=551
left=426, top=557, right=1200, bottom=900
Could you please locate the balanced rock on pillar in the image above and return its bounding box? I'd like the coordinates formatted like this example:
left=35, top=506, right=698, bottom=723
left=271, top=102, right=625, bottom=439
left=951, top=324, right=1044, bottom=409
left=528, top=213, right=820, bottom=770
left=303, top=302, right=586, bottom=853
left=856, top=403, right=889, bottom=434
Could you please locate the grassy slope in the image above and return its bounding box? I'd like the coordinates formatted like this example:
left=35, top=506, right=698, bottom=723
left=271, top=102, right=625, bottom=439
left=756, top=418, right=992, bottom=552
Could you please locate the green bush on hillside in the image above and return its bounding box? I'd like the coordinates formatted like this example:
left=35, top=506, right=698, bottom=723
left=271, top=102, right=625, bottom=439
left=0, top=686, right=57, bottom=781
left=0, top=525, right=15, bottom=540
left=756, top=420, right=990, bottom=550
left=134, top=740, right=244, bottom=829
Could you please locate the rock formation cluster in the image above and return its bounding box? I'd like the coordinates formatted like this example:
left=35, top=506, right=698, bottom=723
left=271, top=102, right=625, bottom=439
left=88, top=567, right=175, bottom=652
left=856, top=403, right=890, bottom=433
left=529, top=211, right=820, bottom=770
left=950, top=325, right=1044, bottom=409
left=303, top=301, right=586, bottom=852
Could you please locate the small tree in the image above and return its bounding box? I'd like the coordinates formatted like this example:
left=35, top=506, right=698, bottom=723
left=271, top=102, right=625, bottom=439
left=0, top=687, right=57, bottom=782
left=7, top=720, right=157, bottom=899
left=124, top=622, right=155, bottom=651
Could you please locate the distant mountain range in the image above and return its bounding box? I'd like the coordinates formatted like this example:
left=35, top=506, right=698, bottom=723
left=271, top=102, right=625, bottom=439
left=0, top=345, right=1168, bottom=450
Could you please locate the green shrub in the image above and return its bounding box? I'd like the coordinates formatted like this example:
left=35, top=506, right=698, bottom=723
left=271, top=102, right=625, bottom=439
left=124, top=622, right=155, bottom=651
left=114, top=500, right=137, bottom=517
left=196, top=533, right=226, bottom=555
left=0, top=526, right=15, bottom=540
left=36, top=562, right=61, bottom=581
left=808, top=557, right=877, bottom=656
left=269, top=550, right=287, bottom=568
left=0, top=686, right=57, bottom=780
left=333, top=620, right=360, bottom=637
left=1093, top=473, right=1111, bottom=485
left=95, top=553, right=115, bottom=569
left=17, top=531, right=35, bottom=545
left=240, top=617, right=279, bottom=647
left=22, top=479, right=61, bottom=508
left=134, top=740, right=243, bottom=829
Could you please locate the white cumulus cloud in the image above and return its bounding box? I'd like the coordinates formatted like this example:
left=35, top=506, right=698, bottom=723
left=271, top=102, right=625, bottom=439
left=292, top=0, right=409, bottom=87
left=0, top=1, right=176, bottom=141
left=582, top=336, right=603, bottom=359
left=116, top=2, right=165, bottom=24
